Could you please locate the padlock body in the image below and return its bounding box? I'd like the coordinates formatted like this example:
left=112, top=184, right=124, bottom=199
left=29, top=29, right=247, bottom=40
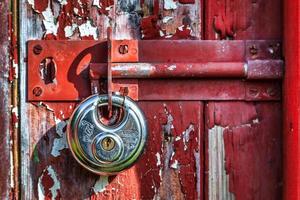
left=67, top=94, right=147, bottom=175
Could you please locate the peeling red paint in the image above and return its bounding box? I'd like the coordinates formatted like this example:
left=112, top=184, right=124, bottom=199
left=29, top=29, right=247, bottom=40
left=137, top=102, right=203, bottom=199
left=205, top=0, right=282, bottom=39
left=31, top=102, right=77, bottom=120
left=94, top=0, right=114, bottom=15
left=171, top=25, right=193, bottom=39
left=140, top=16, right=161, bottom=39
left=205, top=102, right=282, bottom=200
left=29, top=0, right=48, bottom=13
left=38, top=166, right=62, bottom=200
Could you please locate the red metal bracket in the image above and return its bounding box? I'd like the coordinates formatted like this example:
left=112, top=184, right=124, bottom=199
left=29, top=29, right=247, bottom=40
left=27, top=40, right=283, bottom=102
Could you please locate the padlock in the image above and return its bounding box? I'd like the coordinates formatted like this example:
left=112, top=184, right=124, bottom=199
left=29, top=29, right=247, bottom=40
left=67, top=94, right=147, bottom=175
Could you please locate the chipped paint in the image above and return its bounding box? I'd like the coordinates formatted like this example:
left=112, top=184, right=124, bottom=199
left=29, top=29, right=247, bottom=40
left=162, top=16, right=173, bottom=24
left=93, top=176, right=109, bottom=193
left=51, top=119, right=68, bottom=157
left=170, top=160, right=179, bottom=169
left=153, top=104, right=186, bottom=199
left=182, top=124, right=194, bottom=151
left=159, top=168, right=163, bottom=181
left=27, top=0, right=35, bottom=10
left=155, top=152, right=161, bottom=166
left=64, top=24, right=78, bottom=38
left=112, top=63, right=156, bottom=76
left=208, top=126, right=235, bottom=200
left=159, top=30, right=165, bottom=37
left=194, top=150, right=201, bottom=200
left=11, top=106, right=19, bottom=128
left=73, top=7, right=79, bottom=15
left=252, top=118, right=260, bottom=124
left=57, top=0, right=68, bottom=6
left=42, top=7, right=59, bottom=36
left=38, top=166, right=61, bottom=200
left=93, top=0, right=101, bottom=9
left=175, top=136, right=181, bottom=141
left=78, top=20, right=98, bottom=40
left=10, top=145, right=14, bottom=188
left=36, top=102, right=54, bottom=112
left=164, top=0, right=178, bottom=10
left=167, top=65, right=176, bottom=71
left=12, top=60, right=18, bottom=79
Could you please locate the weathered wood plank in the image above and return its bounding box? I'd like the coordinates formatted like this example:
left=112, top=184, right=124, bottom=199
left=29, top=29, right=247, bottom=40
left=0, top=1, right=12, bottom=199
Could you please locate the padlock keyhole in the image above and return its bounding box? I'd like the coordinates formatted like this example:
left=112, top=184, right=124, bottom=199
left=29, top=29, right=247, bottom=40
left=101, top=137, right=115, bottom=151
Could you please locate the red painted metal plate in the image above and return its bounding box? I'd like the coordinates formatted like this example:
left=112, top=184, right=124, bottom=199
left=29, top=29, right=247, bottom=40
left=27, top=40, right=107, bottom=101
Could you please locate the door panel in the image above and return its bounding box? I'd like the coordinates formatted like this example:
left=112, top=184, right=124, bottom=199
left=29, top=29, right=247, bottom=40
left=16, top=0, right=283, bottom=199
left=205, top=102, right=282, bottom=200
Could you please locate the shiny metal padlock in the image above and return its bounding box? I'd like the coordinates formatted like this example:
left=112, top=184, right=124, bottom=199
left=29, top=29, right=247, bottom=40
left=67, top=94, right=147, bottom=175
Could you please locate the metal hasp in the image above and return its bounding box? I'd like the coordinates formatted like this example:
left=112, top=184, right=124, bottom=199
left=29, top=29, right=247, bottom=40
left=27, top=40, right=283, bottom=102
left=67, top=94, right=147, bottom=175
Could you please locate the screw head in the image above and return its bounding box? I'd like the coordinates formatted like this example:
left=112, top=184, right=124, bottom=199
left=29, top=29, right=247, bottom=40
left=33, top=87, right=43, bottom=97
left=248, top=87, right=259, bottom=97
left=267, top=87, right=277, bottom=97
left=33, top=45, right=43, bottom=55
left=249, top=45, right=258, bottom=56
left=119, top=45, right=129, bottom=54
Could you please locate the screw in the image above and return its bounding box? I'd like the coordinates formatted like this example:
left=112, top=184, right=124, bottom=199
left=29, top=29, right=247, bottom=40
left=119, top=45, right=129, bottom=54
left=267, top=87, right=277, bottom=97
left=33, top=45, right=43, bottom=55
left=248, top=88, right=259, bottom=97
left=249, top=45, right=258, bottom=56
left=33, top=87, right=43, bottom=97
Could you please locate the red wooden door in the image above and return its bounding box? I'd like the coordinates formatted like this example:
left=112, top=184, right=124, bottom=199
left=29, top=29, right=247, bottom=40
left=0, top=0, right=285, bottom=199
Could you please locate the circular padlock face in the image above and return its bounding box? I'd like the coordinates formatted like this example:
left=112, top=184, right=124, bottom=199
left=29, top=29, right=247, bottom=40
left=67, top=94, right=147, bottom=175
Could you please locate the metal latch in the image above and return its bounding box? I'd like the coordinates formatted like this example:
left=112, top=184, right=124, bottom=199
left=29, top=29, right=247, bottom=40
left=27, top=39, right=283, bottom=102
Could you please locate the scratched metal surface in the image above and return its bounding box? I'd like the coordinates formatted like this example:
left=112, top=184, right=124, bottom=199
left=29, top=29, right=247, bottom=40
left=0, top=1, right=12, bottom=199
